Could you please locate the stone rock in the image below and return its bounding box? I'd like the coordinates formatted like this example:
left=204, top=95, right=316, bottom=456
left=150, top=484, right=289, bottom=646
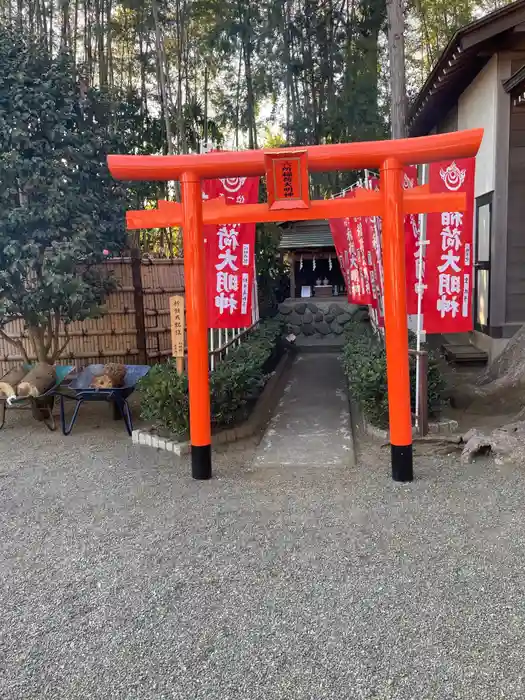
left=461, top=426, right=523, bottom=465
left=331, top=321, right=344, bottom=335
left=288, top=324, right=301, bottom=335
left=353, top=308, right=369, bottom=322
left=295, top=303, right=307, bottom=314
left=314, top=312, right=323, bottom=322
left=307, top=302, right=318, bottom=313
left=278, top=303, right=293, bottom=315
left=303, top=310, right=313, bottom=324
left=329, top=304, right=345, bottom=317
left=315, top=321, right=331, bottom=335
left=289, top=311, right=303, bottom=327
left=302, top=323, right=315, bottom=336
left=337, top=312, right=352, bottom=325
left=324, top=314, right=335, bottom=324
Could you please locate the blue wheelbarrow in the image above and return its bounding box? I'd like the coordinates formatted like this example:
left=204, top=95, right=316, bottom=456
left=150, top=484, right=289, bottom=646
left=0, top=364, right=75, bottom=431
left=56, top=364, right=150, bottom=436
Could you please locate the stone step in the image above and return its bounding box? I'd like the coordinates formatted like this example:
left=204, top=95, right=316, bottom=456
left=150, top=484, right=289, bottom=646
left=295, top=336, right=345, bottom=353
left=441, top=342, right=488, bottom=365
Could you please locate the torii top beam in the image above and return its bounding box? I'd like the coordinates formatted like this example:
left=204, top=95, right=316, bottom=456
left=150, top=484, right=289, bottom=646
left=107, top=129, right=483, bottom=182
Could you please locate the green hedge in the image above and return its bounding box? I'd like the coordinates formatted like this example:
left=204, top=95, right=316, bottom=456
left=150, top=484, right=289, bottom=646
left=137, top=318, right=284, bottom=437
left=340, top=320, right=445, bottom=428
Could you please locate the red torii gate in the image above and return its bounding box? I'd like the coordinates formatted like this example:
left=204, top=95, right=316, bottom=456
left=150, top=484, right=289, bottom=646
left=108, top=128, right=483, bottom=483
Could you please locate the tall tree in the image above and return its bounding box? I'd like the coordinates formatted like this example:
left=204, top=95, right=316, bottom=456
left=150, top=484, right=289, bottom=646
left=387, top=0, right=406, bottom=138
left=0, top=27, right=134, bottom=361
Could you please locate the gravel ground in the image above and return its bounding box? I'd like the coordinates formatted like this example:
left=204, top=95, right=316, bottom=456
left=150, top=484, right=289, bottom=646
left=1, top=407, right=525, bottom=699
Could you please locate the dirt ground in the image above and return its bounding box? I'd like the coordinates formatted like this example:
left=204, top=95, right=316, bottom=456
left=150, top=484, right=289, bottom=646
left=437, top=356, right=519, bottom=434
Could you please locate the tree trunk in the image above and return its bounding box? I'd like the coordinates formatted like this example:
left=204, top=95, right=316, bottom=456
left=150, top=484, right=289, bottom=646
left=234, top=47, right=242, bottom=150
left=451, top=323, right=525, bottom=412
left=61, top=0, right=70, bottom=50
left=386, top=0, right=406, bottom=139
left=242, top=38, right=257, bottom=150
left=152, top=0, right=173, bottom=155
left=203, top=64, right=209, bottom=151
left=73, top=0, right=80, bottom=64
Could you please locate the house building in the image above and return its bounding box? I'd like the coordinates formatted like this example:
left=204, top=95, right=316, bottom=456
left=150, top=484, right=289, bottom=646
left=408, top=0, right=525, bottom=359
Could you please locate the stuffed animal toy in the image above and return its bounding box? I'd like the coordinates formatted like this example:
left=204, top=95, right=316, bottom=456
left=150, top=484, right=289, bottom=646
left=17, top=363, right=56, bottom=397
left=90, top=363, right=127, bottom=389
left=0, top=366, right=28, bottom=400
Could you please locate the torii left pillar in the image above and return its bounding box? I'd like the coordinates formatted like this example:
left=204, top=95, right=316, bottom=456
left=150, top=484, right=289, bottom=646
left=179, top=172, right=211, bottom=479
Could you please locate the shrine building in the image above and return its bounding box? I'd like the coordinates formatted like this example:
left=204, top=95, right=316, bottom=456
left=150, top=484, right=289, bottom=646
left=278, top=219, right=346, bottom=300
left=408, top=0, right=525, bottom=363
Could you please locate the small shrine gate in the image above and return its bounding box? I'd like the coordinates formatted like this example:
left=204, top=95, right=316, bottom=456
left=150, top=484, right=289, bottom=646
left=108, top=129, right=482, bottom=483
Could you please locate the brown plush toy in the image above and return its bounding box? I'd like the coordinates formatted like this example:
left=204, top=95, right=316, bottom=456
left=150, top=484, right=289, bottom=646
left=17, top=363, right=56, bottom=398
left=0, top=366, right=29, bottom=400
left=91, top=363, right=127, bottom=390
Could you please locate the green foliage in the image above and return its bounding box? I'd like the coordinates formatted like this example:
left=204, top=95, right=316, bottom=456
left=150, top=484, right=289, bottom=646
left=137, top=362, right=191, bottom=436
left=138, top=318, right=284, bottom=436
left=341, top=320, right=445, bottom=428
left=255, top=222, right=289, bottom=317
left=408, top=330, right=446, bottom=415
left=341, top=322, right=389, bottom=427
left=0, top=27, right=145, bottom=361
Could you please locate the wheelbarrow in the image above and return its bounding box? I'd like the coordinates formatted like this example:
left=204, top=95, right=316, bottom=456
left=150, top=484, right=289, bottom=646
left=55, top=364, right=150, bottom=436
left=0, top=364, right=75, bottom=431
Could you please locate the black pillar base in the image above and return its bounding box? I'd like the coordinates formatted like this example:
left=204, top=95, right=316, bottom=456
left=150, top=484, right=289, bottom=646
left=391, top=444, right=413, bottom=482
left=191, top=444, right=212, bottom=480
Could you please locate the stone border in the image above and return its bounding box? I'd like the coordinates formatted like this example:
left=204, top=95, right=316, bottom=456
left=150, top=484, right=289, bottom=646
left=347, top=385, right=458, bottom=445
left=362, top=416, right=459, bottom=441
left=132, top=350, right=295, bottom=455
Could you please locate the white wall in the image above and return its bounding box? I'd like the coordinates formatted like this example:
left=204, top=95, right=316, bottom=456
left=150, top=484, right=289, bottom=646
left=458, top=56, right=498, bottom=198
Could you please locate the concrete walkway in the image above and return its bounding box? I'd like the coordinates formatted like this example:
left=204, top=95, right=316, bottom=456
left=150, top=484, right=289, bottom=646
left=254, top=353, right=353, bottom=468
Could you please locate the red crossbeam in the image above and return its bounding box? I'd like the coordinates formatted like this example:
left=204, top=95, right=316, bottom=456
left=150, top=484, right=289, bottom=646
left=125, top=188, right=467, bottom=230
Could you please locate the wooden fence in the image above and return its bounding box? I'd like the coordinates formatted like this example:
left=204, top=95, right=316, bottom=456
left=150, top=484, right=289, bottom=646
left=0, top=257, right=185, bottom=375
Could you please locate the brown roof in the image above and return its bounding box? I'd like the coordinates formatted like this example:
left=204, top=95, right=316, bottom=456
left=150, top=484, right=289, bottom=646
left=408, top=0, right=525, bottom=136
left=278, top=220, right=334, bottom=249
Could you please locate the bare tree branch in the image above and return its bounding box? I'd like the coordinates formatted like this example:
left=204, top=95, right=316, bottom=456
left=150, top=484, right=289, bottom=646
left=0, top=328, right=30, bottom=363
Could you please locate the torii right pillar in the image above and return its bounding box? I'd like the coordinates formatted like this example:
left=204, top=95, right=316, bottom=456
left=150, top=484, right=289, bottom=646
left=381, top=158, right=413, bottom=481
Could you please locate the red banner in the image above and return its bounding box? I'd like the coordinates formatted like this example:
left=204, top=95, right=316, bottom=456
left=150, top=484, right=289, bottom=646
left=362, top=214, right=383, bottom=321
left=354, top=214, right=373, bottom=305
left=329, top=216, right=351, bottom=294
left=365, top=178, right=384, bottom=327
left=423, top=158, right=475, bottom=333
left=329, top=190, right=374, bottom=305
left=403, top=166, right=420, bottom=315
left=202, top=177, right=259, bottom=328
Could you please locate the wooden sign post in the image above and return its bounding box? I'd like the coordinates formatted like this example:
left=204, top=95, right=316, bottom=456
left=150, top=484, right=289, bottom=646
left=170, top=295, right=185, bottom=374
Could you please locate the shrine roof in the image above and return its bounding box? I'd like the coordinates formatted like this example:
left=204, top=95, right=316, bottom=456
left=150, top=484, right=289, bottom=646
left=409, top=0, right=525, bottom=136
left=278, top=220, right=334, bottom=250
